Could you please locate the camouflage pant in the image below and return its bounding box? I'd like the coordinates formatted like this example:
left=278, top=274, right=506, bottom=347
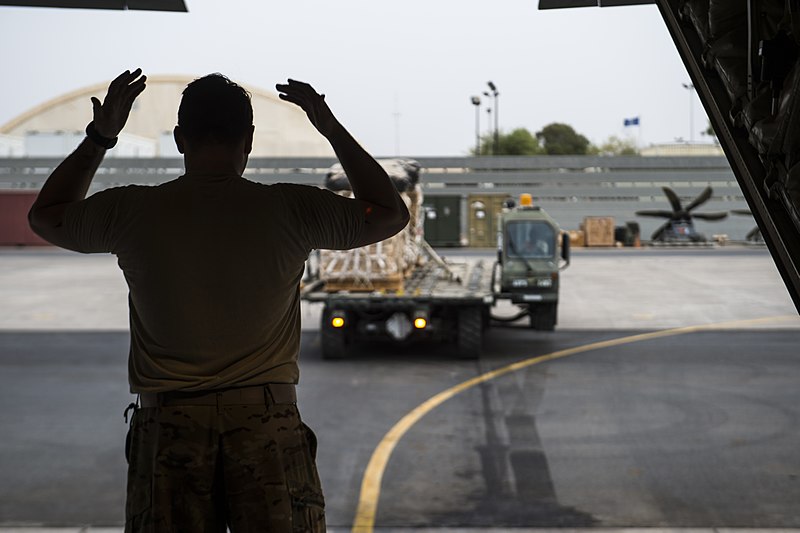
left=125, top=401, right=325, bottom=532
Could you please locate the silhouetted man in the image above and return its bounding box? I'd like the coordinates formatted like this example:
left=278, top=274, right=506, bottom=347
left=28, top=69, right=409, bottom=532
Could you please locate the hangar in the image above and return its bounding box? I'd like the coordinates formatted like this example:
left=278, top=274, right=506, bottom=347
left=0, top=75, right=335, bottom=158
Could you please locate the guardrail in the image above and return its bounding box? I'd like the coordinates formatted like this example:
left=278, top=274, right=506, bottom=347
left=0, top=155, right=740, bottom=200
left=0, top=154, right=756, bottom=247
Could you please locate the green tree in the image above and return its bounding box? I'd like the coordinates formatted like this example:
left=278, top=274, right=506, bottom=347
left=535, top=123, right=590, bottom=155
left=471, top=127, right=543, bottom=156
left=588, top=135, right=640, bottom=156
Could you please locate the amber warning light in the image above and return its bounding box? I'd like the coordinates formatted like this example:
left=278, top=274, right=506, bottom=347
left=331, top=316, right=345, bottom=328
left=520, top=193, right=533, bottom=207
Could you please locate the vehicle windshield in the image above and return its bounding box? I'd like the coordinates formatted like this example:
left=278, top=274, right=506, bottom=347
left=506, top=221, right=556, bottom=259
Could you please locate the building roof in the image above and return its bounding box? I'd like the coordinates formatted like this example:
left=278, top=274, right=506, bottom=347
left=0, top=75, right=334, bottom=157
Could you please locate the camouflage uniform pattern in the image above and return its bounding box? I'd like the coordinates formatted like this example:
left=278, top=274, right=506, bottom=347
left=125, top=401, right=325, bottom=532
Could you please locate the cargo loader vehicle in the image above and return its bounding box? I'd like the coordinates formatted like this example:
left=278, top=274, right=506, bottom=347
left=301, top=178, right=570, bottom=359
left=492, top=193, right=570, bottom=332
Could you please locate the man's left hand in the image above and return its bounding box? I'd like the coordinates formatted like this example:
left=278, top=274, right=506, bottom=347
left=91, top=69, right=147, bottom=139
left=276, top=79, right=338, bottom=139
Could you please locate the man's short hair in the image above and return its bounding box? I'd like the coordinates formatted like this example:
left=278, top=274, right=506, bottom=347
left=178, top=74, right=253, bottom=146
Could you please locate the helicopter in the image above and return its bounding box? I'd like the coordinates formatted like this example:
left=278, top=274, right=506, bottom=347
left=636, top=186, right=728, bottom=242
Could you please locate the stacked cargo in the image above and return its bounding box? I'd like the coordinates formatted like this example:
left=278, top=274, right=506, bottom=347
left=580, top=216, right=615, bottom=246
left=319, top=159, right=424, bottom=292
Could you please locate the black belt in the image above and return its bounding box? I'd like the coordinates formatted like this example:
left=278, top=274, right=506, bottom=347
left=138, top=383, right=297, bottom=408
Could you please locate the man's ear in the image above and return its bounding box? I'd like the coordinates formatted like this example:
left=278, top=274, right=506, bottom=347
left=173, top=126, right=185, bottom=154
left=244, top=125, right=254, bottom=155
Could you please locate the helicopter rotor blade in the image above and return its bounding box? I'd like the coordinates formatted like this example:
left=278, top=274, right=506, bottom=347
left=745, top=226, right=762, bottom=241
left=662, top=186, right=683, bottom=213
left=635, top=210, right=675, bottom=218
left=686, top=186, right=713, bottom=212
left=651, top=221, right=670, bottom=241
left=692, top=212, right=728, bottom=221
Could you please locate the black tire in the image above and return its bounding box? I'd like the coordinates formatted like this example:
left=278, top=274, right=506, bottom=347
left=321, top=307, right=347, bottom=360
left=482, top=306, right=492, bottom=331
left=529, top=303, right=557, bottom=331
left=458, top=306, right=483, bottom=359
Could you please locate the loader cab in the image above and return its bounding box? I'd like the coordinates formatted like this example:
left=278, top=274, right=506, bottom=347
left=506, top=219, right=557, bottom=260
left=496, top=194, right=570, bottom=294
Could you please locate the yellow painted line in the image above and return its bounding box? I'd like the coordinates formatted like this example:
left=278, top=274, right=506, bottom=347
left=350, top=315, right=799, bottom=532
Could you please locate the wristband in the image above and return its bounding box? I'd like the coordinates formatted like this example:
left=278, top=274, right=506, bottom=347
left=85, top=122, right=118, bottom=149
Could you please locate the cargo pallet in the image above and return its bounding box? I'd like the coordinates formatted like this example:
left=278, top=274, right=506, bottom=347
left=302, top=244, right=496, bottom=360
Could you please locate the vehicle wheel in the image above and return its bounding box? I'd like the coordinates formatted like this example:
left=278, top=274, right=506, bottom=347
left=458, top=306, right=483, bottom=359
left=529, top=303, right=557, bottom=331
left=321, top=307, right=347, bottom=360
left=482, top=307, right=491, bottom=331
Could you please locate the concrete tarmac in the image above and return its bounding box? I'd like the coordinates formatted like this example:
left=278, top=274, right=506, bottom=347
left=2, top=329, right=799, bottom=529
left=1, top=246, right=798, bottom=530
left=0, top=246, right=796, bottom=331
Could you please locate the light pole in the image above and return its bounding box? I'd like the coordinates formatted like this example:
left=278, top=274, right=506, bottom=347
left=487, top=81, right=499, bottom=154
left=485, top=106, right=493, bottom=155
left=682, top=82, right=694, bottom=143
left=470, top=96, right=481, bottom=156
left=483, top=91, right=493, bottom=155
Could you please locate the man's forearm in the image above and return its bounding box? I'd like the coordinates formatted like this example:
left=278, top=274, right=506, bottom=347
left=325, top=121, right=407, bottom=217
left=274, top=78, right=409, bottom=244
left=28, top=68, right=145, bottom=244
left=29, top=137, right=106, bottom=229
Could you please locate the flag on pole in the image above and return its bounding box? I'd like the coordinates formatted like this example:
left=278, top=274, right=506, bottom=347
left=624, top=117, right=640, bottom=127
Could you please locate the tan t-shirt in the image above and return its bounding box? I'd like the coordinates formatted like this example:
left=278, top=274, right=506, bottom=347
left=63, top=174, right=363, bottom=393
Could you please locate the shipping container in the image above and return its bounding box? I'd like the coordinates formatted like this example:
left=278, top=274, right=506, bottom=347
left=467, top=193, right=508, bottom=248
left=0, top=192, right=49, bottom=246
left=422, top=195, right=462, bottom=247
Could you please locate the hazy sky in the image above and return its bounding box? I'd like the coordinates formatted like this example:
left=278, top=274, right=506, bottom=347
left=0, top=1, right=710, bottom=156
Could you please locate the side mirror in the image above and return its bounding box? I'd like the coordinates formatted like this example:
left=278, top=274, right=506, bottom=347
left=560, top=232, right=571, bottom=269
left=496, top=230, right=504, bottom=266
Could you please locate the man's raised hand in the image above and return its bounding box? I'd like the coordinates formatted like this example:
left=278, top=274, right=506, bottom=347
left=276, top=79, right=338, bottom=138
left=91, top=69, right=147, bottom=139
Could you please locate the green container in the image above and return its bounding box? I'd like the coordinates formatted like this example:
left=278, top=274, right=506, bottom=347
left=422, top=195, right=462, bottom=247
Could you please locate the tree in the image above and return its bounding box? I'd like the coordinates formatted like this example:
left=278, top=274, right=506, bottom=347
left=499, top=128, right=543, bottom=155
left=535, top=123, right=590, bottom=155
left=588, top=135, right=640, bottom=156
left=471, top=127, right=543, bottom=156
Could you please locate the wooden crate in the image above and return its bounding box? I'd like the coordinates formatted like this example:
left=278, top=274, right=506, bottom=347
left=567, top=229, right=585, bottom=247
left=581, top=216, right=615, bottom=246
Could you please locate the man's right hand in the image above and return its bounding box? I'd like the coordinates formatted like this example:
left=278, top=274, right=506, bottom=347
left=275, top=79, right=339, bottom=139
left=91, top=69, right=147, bottom=139
left=29, top=68, right=146, bottom=249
